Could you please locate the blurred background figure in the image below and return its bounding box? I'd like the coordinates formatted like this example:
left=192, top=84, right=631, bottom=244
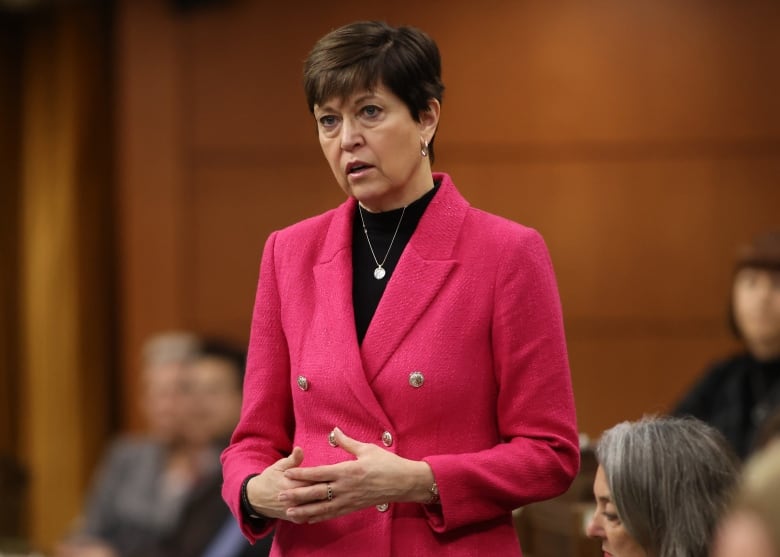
left=674, top=231, right=780, bottom=459
left=586, top=416, right=739, bottom=557
left=753, top=406, right=780, bottom=451
left=56, top=332, right=203, bottom=557
left=147, top=339, right=272, bottom=557
left=711, top=440, right=780, bottom=557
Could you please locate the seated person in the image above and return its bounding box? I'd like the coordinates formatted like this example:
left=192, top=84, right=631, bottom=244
left=674, top=231, right=780, bottom=459
left=712, top=440, right=780, bottom=557
left=146, top=339, right=272, bottom=557
left=753, top=406, right=780, bottom=451
left=57, top=332, right=204, bottom=557
left=586, top=416, right=739, bottom=557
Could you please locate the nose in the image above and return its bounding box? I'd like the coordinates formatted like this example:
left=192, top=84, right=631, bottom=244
left=340, top=118, right=363, bottom=151
left=585, top=510, right=604, bottom=539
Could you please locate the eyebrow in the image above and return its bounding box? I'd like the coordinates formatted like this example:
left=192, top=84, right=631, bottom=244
left=596, top=496, right=612, bottom=504
left=352, top=92, right=379, bottom=105
left=315, top=92, right=380, bottom=114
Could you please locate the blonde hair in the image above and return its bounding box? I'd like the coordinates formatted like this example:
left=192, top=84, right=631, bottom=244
left=734, top=440, right=780, bottom=554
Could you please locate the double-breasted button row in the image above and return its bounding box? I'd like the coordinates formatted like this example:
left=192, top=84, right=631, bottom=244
left=327, top=429, right=393, bottom=448
left=298, top=371, right=425, bottom=392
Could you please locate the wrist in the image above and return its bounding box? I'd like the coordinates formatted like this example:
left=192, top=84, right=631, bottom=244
left=410, top=460, right=439, bottom=504
left=241, top=474, right=265, bottom=520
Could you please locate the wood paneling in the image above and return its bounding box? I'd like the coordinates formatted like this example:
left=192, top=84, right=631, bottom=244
left=17, top=7, right=116, bottom=550
left=0, top=13, right=22, bottom=462
left=117, top=0, right=780, bottom=439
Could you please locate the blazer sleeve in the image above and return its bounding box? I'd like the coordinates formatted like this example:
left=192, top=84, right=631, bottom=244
left=221, top=231, right=294, bottom=540
left=422, top=229, right=580, bottom=532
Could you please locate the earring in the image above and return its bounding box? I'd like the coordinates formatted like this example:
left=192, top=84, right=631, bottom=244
left=420, top=137, right=428, bottom=157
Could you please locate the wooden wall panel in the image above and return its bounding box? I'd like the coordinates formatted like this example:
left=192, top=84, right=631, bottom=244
left=184, top=1, right=780, bottom=148
left=19, top=8, right=115, bottom=550
left=438, top=2, right=780, bottom=144
left=117, top=0, right=780, bottom=438
left=117, top=0, right=191, bottom=426
left=187, top=162, right=343, bottom=340
left=0, top=14, right=22, bottom=462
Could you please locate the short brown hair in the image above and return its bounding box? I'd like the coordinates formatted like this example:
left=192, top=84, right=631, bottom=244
left=303, top=21, right=445, bottom=161
left=735, top=230, right=780, bottom=272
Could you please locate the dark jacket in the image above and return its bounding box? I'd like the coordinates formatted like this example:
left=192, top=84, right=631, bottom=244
left=673, top=353, right=780, bottom=459
left=143, top=470, right=273, bottom=557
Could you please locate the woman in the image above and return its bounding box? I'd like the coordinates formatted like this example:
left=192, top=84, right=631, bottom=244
left=712, top=440, right=780, bottom=557
left=586, top=416, right=739, bottom=557
left=674, top=230, right=780, bottom=459
left=221, top=21, right=579, bottom=556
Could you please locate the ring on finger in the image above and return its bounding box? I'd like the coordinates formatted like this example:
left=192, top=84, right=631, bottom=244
left=326, top=483, right=334, bottom=502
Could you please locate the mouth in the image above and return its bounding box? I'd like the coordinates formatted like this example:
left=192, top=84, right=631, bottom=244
left=346, top=161, right=374, bottom=176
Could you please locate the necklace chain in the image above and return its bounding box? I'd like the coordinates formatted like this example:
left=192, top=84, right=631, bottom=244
left=358, top=204, right=407, bottom=280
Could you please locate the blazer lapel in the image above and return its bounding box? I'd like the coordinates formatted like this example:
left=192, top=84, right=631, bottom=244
left=312, top=198, right=389, bottom=420
left=361, top=176, right=469, bottom=381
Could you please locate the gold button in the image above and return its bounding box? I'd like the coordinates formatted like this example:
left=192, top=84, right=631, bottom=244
left=381, top=431, right=393, bottom=447
left=328, top=430, right=337, bottom=447
left=409, top=371, right=424, bottom=388
left=297, top=376, right=309, bottom=391
left=376, top=503, right=389, bottom=512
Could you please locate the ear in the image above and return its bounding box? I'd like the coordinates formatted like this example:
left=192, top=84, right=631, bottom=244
left=418, top=98, right=441, bottom=142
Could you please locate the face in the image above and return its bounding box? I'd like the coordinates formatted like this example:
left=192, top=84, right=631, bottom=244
left=586, top=466, right=648, bottom=557
left=733, top=267, right=780, bottom=360
left=712, top=510, right=776, bottom=557
left=185, top=356, right=243, bottom=445
left=313, top=83, right=440, bottom=213
left=141, top=362, right=191, bottom=443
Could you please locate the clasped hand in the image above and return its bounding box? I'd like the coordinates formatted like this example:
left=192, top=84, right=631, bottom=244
left=247, top=427, right=432, bottom=524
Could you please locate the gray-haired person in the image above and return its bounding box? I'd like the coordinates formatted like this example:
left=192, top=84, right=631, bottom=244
left=586, top=416, right=740, bottom=557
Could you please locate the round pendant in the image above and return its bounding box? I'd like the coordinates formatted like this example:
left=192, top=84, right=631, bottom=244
left=373, top=267, right=386, bottom=280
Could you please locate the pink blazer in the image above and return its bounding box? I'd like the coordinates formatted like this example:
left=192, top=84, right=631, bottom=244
left=222, top=173, right=579, bottom=556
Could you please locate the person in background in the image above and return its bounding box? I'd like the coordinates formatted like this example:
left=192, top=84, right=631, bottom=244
left=752, top=406, right=780, bottom=450
left=147, top=339, right=272, bottom=557
left=711, top=440, right=780, bottom=557
left=674, top=231, right=780, bottom=459
left=57, top=332, right=203, bottom=557
left=221, top=20, right=579, bottom=556
left=586, top=416, right=739, bottom=557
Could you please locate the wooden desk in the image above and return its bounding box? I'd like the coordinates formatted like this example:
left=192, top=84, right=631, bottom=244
left=515, top=448, right=602, bottom=557
left=515, top=501, right=601, bottom=557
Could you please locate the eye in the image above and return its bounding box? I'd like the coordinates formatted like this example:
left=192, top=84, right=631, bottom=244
left=318, top=114, right=339, bottom=129
left=360, top=104, right=382, bottom=118
left=602, top=511, right=620, bottom=523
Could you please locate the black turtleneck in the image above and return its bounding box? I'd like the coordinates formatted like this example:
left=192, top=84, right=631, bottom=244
left=352, top=181, right=440, bottom=344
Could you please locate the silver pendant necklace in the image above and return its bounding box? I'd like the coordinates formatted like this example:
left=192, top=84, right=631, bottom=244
left=358, top=204, right=407, bottom=280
